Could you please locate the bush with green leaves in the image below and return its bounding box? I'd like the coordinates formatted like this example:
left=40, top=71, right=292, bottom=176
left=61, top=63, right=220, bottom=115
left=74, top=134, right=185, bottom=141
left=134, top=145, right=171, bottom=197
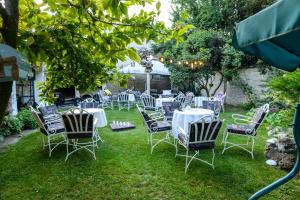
left=0, top=116, right=23, bottom=137
left=17, top=108, right=38, bottom=130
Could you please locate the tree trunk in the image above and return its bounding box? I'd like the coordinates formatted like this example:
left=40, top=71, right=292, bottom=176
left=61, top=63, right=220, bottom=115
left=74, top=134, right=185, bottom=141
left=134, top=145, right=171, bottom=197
left=0, top=81, right=13, bottom=123
left=0, top=0, right=19, bottom=125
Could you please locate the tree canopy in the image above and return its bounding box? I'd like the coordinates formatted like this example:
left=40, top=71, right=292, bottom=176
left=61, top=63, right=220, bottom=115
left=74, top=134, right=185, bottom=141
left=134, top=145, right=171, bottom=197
left=154, top=0, right=274, bottom=96
left=18, top=0, right=190, bottom=102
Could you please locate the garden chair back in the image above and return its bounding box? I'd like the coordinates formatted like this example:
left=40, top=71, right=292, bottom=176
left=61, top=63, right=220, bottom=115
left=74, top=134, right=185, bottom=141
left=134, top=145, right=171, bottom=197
left=140, top=93, right=156, bottom=111
left=62, top=108, right=97, bottom=160
left=176, top=115, right=223, bottom=173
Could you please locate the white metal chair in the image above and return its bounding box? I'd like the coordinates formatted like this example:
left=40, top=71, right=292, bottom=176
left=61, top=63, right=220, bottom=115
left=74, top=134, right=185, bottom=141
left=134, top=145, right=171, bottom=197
left=222, top=104, right=269, bottom=159
left=175, top=93, right=186, bottom=108
left=140, top=93, right=157, bottom=111
left=202, top=100, right=222, bottom=118
left=185, top=92, right=194, bottom=107
left=80, top=101, right=99, bottom=109
left=94, top=94, right=114, bottom=110
left=161, top=101, right=181, bottom=122
left=118, top=93, right=131, bottom=111
left=30, top=106, right=66, bottom=157
left=62, top=108, right=98, bottom=160
left=176, top=115, right=223, bottom=173
left=137, top=104, right=175, bottom=154
left=215, top=92, right=226, bottom=112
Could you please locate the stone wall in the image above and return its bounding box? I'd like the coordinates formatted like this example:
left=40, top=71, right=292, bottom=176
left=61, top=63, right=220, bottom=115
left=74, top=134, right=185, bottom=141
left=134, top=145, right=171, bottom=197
left=225, top=67, right=269, bottom=106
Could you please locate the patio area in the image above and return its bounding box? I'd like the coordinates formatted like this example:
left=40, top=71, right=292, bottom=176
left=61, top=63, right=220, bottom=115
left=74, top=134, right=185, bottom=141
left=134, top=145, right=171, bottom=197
left=1, top=107, right=299, bottom=199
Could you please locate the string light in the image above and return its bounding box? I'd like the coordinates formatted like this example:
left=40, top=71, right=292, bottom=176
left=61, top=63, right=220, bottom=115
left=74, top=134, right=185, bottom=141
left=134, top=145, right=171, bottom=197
left=160, top=57, right=205, bottom=69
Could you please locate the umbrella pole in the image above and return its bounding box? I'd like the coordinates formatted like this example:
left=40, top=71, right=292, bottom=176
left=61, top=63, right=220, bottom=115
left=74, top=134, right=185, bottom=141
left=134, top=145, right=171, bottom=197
left=249, top=103, right=300, bottom=200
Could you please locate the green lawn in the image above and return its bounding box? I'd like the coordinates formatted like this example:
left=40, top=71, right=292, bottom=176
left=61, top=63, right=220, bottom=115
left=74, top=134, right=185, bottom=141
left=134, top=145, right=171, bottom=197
left=0, top=107, right=299, bottom=199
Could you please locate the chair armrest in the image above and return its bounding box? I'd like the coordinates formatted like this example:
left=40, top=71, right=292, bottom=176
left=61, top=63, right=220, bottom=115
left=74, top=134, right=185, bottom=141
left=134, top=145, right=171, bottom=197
left=44, top=117, right=63, bottom=125
left=179, top=126, right=187, bottom=136
left=232, top=114, right=252, bottom=120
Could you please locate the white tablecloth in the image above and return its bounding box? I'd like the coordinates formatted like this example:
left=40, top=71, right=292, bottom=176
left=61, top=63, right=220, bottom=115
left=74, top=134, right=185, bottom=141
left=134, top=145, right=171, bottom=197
left=172, top=108, right=214, bottom=138
left=128, top=94, right=135, bottom=102
left=156, top=97, right=175, bottom=107
left=68, top=108, right=107, bottom=128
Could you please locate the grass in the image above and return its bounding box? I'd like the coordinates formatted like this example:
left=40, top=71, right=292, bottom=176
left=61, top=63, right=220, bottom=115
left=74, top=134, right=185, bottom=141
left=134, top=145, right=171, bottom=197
left=0, top=107, right=299, bottom=199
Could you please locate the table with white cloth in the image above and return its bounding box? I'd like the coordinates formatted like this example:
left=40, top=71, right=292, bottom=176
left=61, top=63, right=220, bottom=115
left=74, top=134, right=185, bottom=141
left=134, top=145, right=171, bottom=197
left=193, top=96, right=217, bottom=107
left=172, top=108, right=214, bottom=138
left=67, top=108, right=108, bottom=128
left=155, top=97, right=175, bottom=107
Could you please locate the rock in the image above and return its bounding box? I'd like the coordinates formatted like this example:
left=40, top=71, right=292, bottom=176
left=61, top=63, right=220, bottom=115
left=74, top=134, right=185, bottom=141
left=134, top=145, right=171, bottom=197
left=266, top=159, right=277, bottom=166
left=278, top=154, right=296, bottom=170
left=266, top=138, right=278, bottom=144
left=264, top=135, right=296, bottom=171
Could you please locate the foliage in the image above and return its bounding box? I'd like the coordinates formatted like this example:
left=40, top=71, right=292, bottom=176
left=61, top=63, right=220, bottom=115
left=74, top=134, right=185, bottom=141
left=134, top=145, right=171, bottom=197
left=17, top=108, right=38, bottom=129
left=18, top=0, right=191, bottom=102
left=264, top=69, right=300, bottom=130
left=1, top=108, right=300, bottom=199
left=268, top=69, right=300, bottom=105
left=0, top=116, right=23, bottom=136
left=265, top=109, right=294, bottom=130
left=171, top=0, right=275, bottom=30
left=155, top=29, right=244, bottom=96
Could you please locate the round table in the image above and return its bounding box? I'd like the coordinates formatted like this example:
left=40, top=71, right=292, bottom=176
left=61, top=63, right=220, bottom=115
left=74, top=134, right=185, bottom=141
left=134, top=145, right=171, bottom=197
left=67, top=108, right=107, bottom=128
left=172, top=108, right=214, bottom=138
left=156, top=97, right=175, bottom=107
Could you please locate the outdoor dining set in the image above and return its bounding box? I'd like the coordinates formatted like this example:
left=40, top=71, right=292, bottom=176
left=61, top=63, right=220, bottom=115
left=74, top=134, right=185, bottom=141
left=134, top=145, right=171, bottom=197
left=30, top=90, right=269, bottom=173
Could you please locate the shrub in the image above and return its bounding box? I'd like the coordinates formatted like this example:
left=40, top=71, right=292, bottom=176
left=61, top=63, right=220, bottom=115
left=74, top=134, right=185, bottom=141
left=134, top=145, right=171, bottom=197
left=0, top=116, right=23, bottom=137
left=17, top=108, right=38, bottom=129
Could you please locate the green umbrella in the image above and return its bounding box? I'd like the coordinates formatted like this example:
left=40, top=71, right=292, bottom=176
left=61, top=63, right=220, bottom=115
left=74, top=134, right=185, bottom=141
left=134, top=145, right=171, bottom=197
left=0, top=44, right=32, bottom=81
left=232, top=0, right=300, bottom=199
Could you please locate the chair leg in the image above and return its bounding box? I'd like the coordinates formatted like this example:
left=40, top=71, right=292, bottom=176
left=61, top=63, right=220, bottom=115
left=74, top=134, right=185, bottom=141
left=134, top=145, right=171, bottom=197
left=48, top=137, right=52, bottom=157
left=185, top=149, right=189, bottom=174
left=42, top=135, right=46, bottom=149
left=65, top=139, right=69, bottom=161
left=211, top=149, right=215, bottom=169
left=150, top=134, right=153, bottom=154
left=222, top=131, right=229, bottom=154
left=174, top=138, right=178, bottom=157
left=251, top=137, right=255, bottom=159
left=93, top=140, right=96, bottom=160
left=222, top=128, right=227, bottom=144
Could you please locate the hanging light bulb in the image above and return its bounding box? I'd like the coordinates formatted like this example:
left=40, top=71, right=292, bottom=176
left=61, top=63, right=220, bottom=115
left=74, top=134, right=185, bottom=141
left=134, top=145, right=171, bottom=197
left=185, top=61, right=189, bottom=65
left=178, top=61, right=182, bottom=65
left=160, top=57, right=164, bottom=62
left=170, top=59, right=173, bottom=63
left=199, top=61, right=204, bottom=65
left=191, top=63, right=194, bottom=69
